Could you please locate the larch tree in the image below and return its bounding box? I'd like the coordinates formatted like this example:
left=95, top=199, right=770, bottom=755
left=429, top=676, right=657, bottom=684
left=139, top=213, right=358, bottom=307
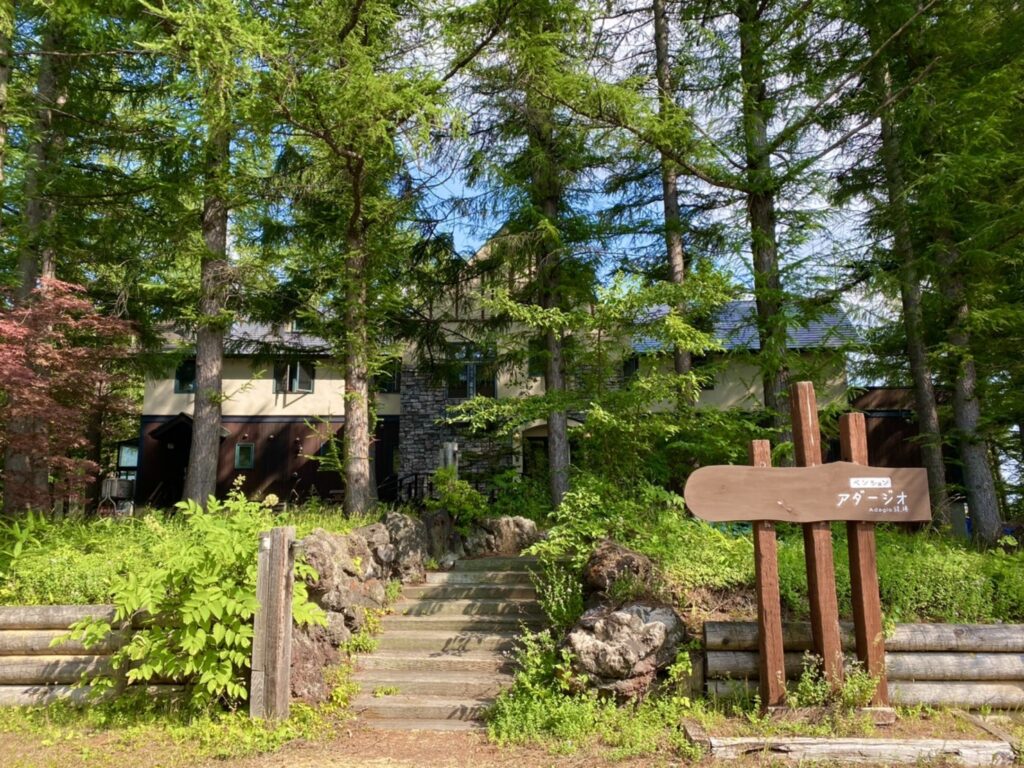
left=456, top=0, right=601, bottom=507
left=141, top=1, right=270, bottom=505
left=262, top=0, right=448, bottom=515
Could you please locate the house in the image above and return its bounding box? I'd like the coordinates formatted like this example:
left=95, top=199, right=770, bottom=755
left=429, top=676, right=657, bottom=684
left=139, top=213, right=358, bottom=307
left=132, top=302, right=858, bottom=506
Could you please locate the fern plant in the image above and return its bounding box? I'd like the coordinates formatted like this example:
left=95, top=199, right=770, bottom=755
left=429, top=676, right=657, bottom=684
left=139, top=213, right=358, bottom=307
left=70, top=484, right=324, bottom=710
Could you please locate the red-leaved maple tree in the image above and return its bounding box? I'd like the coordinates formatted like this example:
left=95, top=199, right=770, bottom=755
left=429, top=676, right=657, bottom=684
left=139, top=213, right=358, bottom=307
left=0, top=280, right=134, bottom=514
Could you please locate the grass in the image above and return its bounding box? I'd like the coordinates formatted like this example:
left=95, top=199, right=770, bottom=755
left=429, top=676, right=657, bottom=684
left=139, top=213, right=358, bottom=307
left=0, top=662, right=359, bottom=763
left=0, top=501, right=390, bottom=606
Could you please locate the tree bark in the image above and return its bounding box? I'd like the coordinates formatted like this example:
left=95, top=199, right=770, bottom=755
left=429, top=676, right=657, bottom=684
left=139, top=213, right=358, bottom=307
left=343, top=176, right=373, bottom=515
left=0, top=16, right=11, bottom=240
left=3, top=22, right=65, bottom=515
left=737, top=0, right=787, bottom=433
left=652, top=0, right=691, bottom=379
left=536, top=157, right=570, bottom=508
left=935, top=239, right=1002, bottom=544
left=19, top=26, right=64, bottom=299
left=183, top=126, right=230, bottom=505
left=869, top=35, right=950, bottom=521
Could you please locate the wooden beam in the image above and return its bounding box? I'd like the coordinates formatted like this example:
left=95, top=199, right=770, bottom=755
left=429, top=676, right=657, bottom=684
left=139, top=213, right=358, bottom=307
left=707, top=735, right=1014, bottom=765
left=704, top=621, right=1024, bottom=654
left=790, top=381, right=844, bottom=687
left=840, top=411, right=889, bottom=705
left=749, top=439, right=786, bottom=708
left=250, top=526, right=296, bottom=720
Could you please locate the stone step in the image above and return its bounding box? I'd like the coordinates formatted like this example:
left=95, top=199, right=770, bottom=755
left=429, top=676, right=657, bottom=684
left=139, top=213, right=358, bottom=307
left=380, top=614, right=544, bottom=634
left=424, top=571, right=533, bottom=585
left=359, top=718, right=485, bottom=732
left=452, top=557, right=539, bottom=572
left=353, top=694, right=493, bottom=722
left=353, top=670, right=512, bottom=698
left=401, top=583, right=538, bottom=600
left=392, top=598, right=543, bottom=618
left=375, top=629, right=520, bottom=653
left=356, top=651, right=513, bottom=675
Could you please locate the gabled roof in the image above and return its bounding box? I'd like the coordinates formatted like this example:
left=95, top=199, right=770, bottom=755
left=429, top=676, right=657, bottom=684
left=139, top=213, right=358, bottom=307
left=634, top=300, right=858, bottom=354
left=160, top=322, right=331, bottom=356
left=225, top=322, right=331, bottom=356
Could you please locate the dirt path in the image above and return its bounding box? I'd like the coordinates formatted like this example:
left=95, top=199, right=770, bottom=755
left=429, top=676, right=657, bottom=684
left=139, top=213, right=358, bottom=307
left=1, top=724, right=682, bottom=768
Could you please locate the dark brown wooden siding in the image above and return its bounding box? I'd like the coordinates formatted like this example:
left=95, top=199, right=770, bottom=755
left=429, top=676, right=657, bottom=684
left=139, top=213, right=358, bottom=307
left=136, top=416, right=346, bottom=507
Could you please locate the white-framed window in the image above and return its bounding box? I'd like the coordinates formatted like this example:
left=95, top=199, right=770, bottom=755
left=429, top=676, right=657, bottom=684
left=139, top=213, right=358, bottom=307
left=273, top=360, right=315, bottom=394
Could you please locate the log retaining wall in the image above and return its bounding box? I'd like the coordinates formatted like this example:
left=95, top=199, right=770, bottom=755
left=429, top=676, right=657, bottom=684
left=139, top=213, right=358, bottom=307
left=0, top=605, right=179, bottom=706
left=704, top=621, right=1024, bottom=709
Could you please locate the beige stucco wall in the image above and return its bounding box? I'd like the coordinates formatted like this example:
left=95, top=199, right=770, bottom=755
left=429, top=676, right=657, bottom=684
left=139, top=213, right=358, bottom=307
left=143, top=358, right=348, bottom=417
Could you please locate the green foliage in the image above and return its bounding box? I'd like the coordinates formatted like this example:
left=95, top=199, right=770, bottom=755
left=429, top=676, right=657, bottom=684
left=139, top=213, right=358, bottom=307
left=69, top=486, right=324, bottom=711
left=531, top=561, right=584, bottom=634
left=786, top=654, right=879, bottom=712
left=487, top=630, right=698, bottom=758
left=528, top=473, right=1024, bottom=625
left=489, top=470, right=551, bottom=526
left=776, top=524, right=1024, bottom=624
left=425, top=466, right=487, bottom=535
left=0, top=500, right=390, bottom=606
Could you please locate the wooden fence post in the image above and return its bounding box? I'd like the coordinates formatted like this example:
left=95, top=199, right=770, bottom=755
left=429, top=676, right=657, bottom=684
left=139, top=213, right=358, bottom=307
left=749, top=439, right=787, bottom=708
left=790, top=382, right=844, bottom=688
left=250, top=526, right=296, bottom=720
left=840, top=412, right=890, bottom=705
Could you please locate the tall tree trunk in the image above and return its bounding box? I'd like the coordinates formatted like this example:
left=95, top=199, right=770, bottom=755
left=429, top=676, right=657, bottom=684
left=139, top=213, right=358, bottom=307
left=868, top=28, right=950, bottom=521
left=536, top=162, right=570, bottom=507
left=652, top=0, right=690, bottom=379
left=737, top=0, right=787, bottom=433
left=934, top=241, right=1001, bottom=543
left=3, top=23, right=65, bottom=515
left=19, top=27, right=64, bottom=299
left=0, top=16, right=11, bottom=240
left=183, top=127, right=230, bottom=505
left=343, top=179, right=373, bottom=515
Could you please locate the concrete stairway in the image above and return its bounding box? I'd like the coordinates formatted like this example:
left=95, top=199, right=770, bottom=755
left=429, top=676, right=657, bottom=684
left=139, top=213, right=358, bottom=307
left=351, top=556, right=545, bottom=731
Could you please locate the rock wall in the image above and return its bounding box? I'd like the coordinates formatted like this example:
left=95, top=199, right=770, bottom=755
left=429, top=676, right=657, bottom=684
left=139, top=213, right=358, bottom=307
left=291, top=511, right=428, bottom=703
left=398, top=365, right=516, bottom=488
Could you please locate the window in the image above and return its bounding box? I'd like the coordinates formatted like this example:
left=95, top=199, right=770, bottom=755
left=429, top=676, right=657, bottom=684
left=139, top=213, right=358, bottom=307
left=234, top=442, right=255, bottom=470
left=375, top=359, right=402, bottom=394
left=174, top=358, right=196, bottom=393
left=446, top=343, right=496, bottom=399
left=117, top=444, right=139, bottom=469
left=274, top=360, right=315, bottom=393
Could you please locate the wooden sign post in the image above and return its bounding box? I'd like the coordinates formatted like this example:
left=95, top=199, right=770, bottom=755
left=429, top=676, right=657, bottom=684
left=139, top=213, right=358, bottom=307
left=840, top=412, right=889, bottom=706
left=791, top=382, right=844, bottom=688
left=749, top=439, right=786, bottom=707
left=685, top=382, right=930, bottom=708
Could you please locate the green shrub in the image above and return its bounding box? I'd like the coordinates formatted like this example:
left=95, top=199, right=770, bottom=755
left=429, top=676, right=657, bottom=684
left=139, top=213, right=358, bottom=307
left=489, top=470, right=551, bottom=526
left=70, top=487, right=324, bottom=711
left=487, top=629, right=699, bottom=757
left=531, top=561, right=584, bottom=633
left=425, top=466, right=487, bottom=535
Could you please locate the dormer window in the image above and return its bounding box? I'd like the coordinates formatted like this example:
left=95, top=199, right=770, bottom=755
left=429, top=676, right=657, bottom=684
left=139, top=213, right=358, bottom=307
left=288, top=319, right=304, bottom=333
left=174, top=358, right=196, bottom=394
left=274, top=360, right=315, bottom=394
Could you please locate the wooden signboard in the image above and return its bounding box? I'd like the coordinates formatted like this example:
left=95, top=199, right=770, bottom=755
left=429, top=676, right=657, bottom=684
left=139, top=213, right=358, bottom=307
left=684, top=462, right=930, bottom=524
left=684, top=382, right=928, bottom=709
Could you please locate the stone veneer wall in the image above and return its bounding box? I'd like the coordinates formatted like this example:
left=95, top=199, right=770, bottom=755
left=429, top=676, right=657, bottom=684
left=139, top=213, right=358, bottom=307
left=398, top=366, right=515, bottom=487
